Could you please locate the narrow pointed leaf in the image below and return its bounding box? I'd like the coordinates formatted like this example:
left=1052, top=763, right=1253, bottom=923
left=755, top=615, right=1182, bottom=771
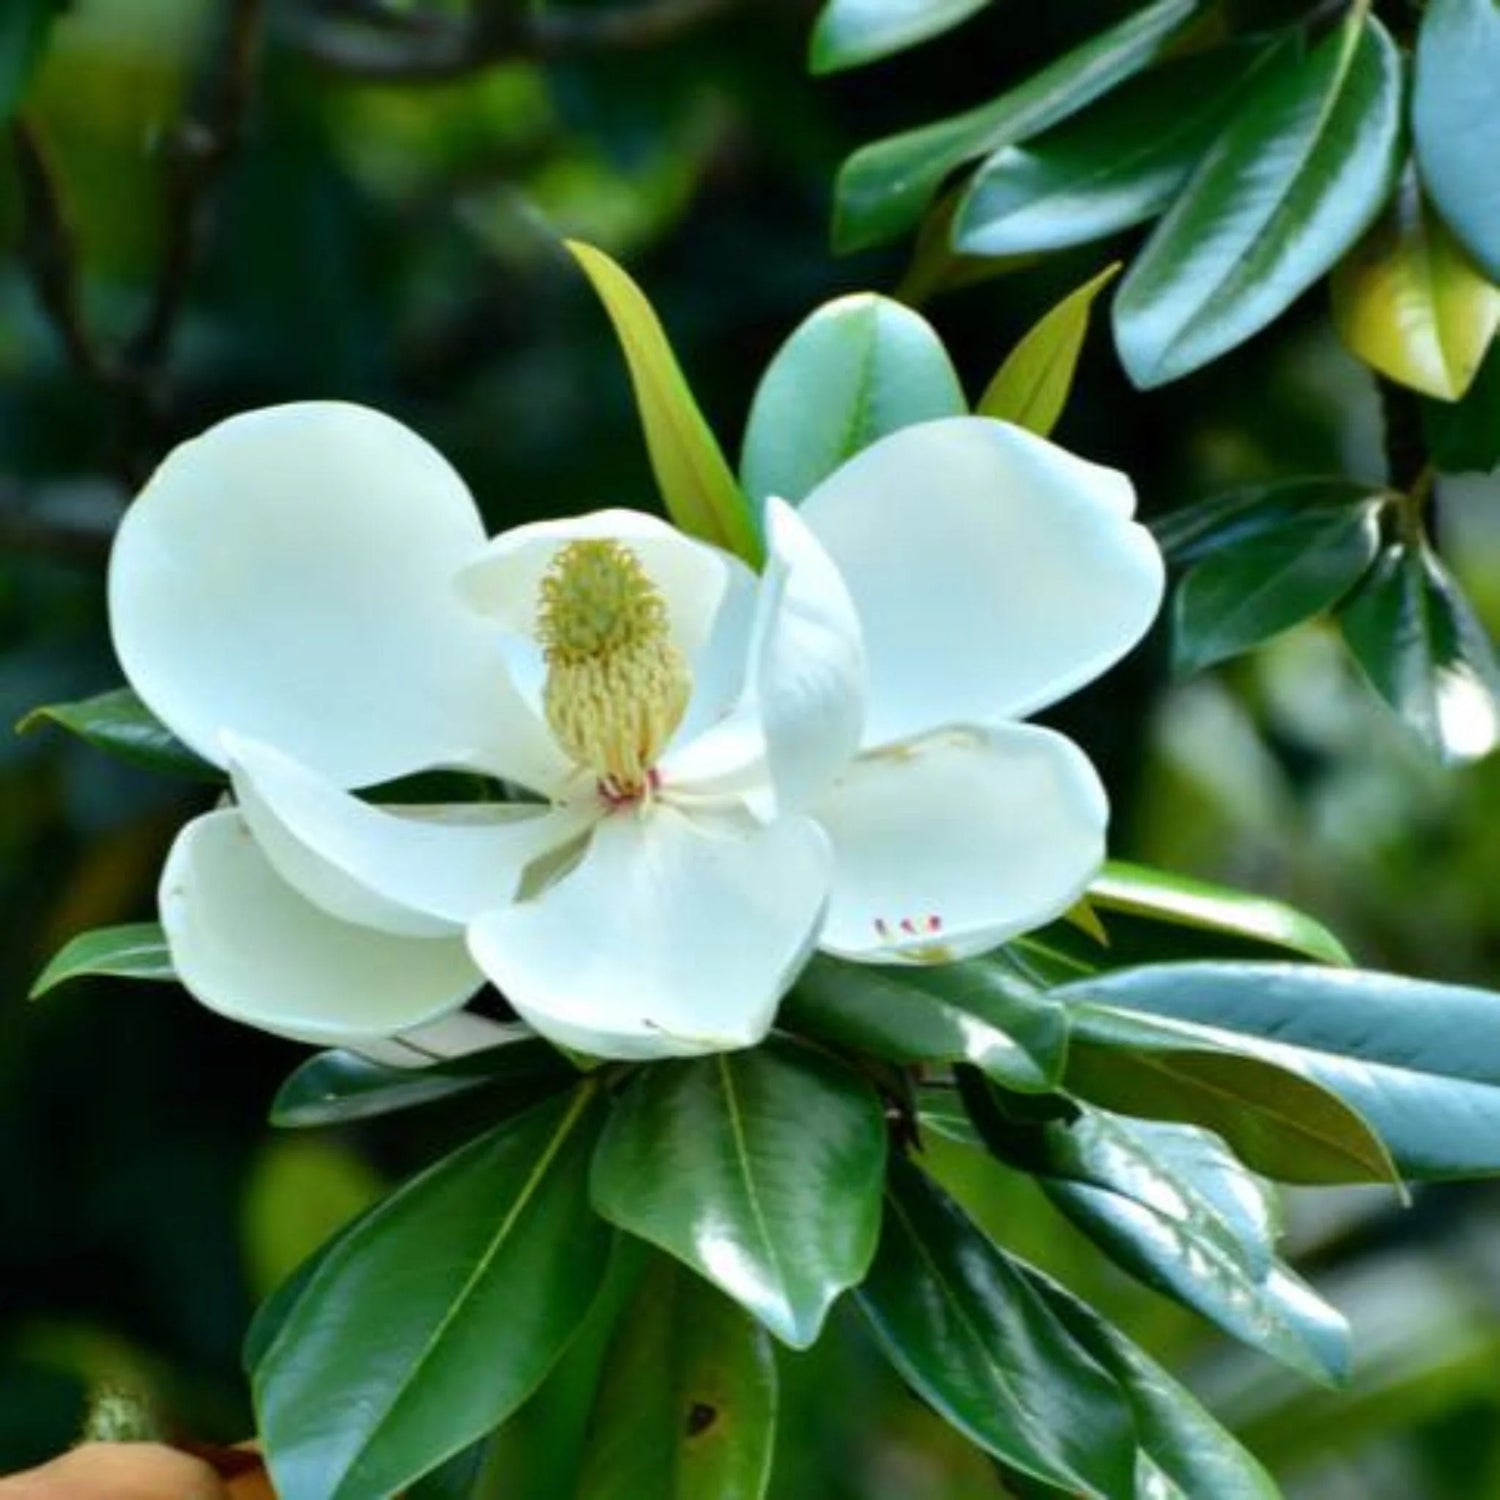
left=1014, top=1260, right=1281, bottom=1498
left=1172, top=504, right=1382, bottom=674
left=1414, top=0, right=1500, bottom=283
left=1063, top=1004, right=1398, bottom=1186
left=809, top=0, right=991, bottom=74
left=955, top=42, right=1280, bottom=257
left=833, top=0, right=1202, bottom=252
left=269, top=1039, right=577, bottom=1128
left=31, top=922, right=176, bottom=998
left=977, top=263, right=1119, bottom=435
left=1340, top=540, right=1500, bottom=763
left=1114, top=14, right=1403, bottom=387
left=590, top=1038, right=886, bottom=1349
left=1058, top=960, right=1500, bottom=1180
left=784, top=953, right=1068, bottom=1092
left=20, top=686, right=221, bottom=781
left=1333, top=169, right=1500, bottom=400
left=857, top=1159, right=1138, bottom=1497
left=1089, top=861, right=1351, bottom=966
left=576, top=1256, right=777, bottom=1500
left=567, top=241, right=760, bottom=564
left=740, top=294, right=965, bottom=508
left=256, top=1088, right=610, bottom=1500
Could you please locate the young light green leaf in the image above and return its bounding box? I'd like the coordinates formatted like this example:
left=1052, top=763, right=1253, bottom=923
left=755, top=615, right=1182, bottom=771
left=1060, top=960, right=1500, bottom=1180
left=1062, top=1005, right=1398, bottom=1187
left=857, top=1158, right=1139, bottom=1497
left=784, top=953, right=1069, bottom=1093
left=575, top=1256, right=778, bottom=1500
left=567, top=241, right=760, bottom=565
left=833, top=0, right=1203, bottom=252
left=1414, top=0, right=1500, bottom=283
left=977, top=263, right=1120, bottom=436
left=256, top=1087, right=610, bottom=1500
left=1012, top=1259, right=1281, bottom=1499
left=1089, top=861, right=1352, bottom=966
left=589, top=1038, right=886, bottom=1349
left=809, top=0, right=991, bottom=75
left=954, top=41, right=1280, bottom=257
left=740, top=294, right=965, bottom=508
left=1151, top=477, right=1388, bottom=565
left=1114, top=13, right=1404, bottom=387
left=269, top=1039, right=577, bottom=1128
left=31, top=922, right=176, bottom=998
left=1340, top=540, right=1500, bottom=763
left=20, top=686, right=221, bottom=781
left=1333, top=169, right=1500, bottom=400
left=1172, top=504, right=1382, bottom=674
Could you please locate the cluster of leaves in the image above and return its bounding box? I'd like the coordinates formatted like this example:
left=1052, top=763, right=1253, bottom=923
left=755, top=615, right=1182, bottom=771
left=819, top=0, right=1500, bottom=764
left=32, top=253, right=1500, bottom=1500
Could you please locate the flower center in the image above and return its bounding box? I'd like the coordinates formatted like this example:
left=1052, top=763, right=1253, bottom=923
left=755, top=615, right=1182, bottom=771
left=537, top=538, right=690, bottom=798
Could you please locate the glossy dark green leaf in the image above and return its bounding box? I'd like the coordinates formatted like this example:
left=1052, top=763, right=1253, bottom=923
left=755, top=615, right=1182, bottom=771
left=1426, top=339, right=1500, bottom=473
left=1059, top=960, right=1500, bottom=1180
left=783, top=954, right=1069, bottom=1092
left=1090, top=861, right=1351, bottom=966
left=1172, top=504, right=1382, bottom=673
left=1414, top=0, right=1500, bottom=282
left=1013, top=1260, right=1281, bottom=1498
left=256, top=1088, right=610, bottom=1500
left=857, top=1158, right=1138, bottom=1497
left=809, top=0, right=991, bottom=74
left=575, top=1256, right=777, bottom=1500
left=833, top=0, right=1202, bottom=252
left=19, top=686, right=221, bottom=781
left=1114, top=13, right=1403, bottom=387
left=977, top=263, right=1120, bottom=436
left=0, top=0, right=62, bottom=120
left=1063, top=1004, right=1397, bottom=1186
left=1340, top=540, right=1500, bottom=763
left=739, top=294, right=965, bottom=508
left=30, top=922, right=176, bottom=998
left=1151, top=477, right=1387, bottom=564
left=269, top=1038, right=577, bottom=1128
left=954, top=42, right=1277, bottom=256
left=590, top=1038, right=886, bottom=1349
left=959, top=1074, right=1347, bottom=1382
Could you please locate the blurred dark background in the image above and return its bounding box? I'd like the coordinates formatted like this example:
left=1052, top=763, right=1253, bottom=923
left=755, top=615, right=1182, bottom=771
left=6, top=2, right=1500, bottom=1494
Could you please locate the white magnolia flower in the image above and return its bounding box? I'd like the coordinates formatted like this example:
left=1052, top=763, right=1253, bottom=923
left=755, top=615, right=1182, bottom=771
left=109, top=402, right=1163, bottom=1062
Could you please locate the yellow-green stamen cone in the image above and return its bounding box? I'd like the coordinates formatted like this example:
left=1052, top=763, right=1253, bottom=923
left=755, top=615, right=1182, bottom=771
left=538, top=539, right=690, bottom=796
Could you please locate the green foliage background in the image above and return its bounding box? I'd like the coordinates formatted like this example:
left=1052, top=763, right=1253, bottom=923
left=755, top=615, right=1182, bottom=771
left=4, top=0, right=1500, bottom=1494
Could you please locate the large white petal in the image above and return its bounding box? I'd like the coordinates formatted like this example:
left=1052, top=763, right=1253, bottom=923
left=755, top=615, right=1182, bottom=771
left=226, top=733, right=597, bottom=938
left=815, top=722, right=1107, bottom=962
left=749, top=498, right=865, bottom=814
left=161, top=810, right=484, bottom=1044
left=455, top=508, right=732, bottom=665
left=800, top=416, right=1165, bottom=745
left=467, top=804, right=831, bottom=1059
left=109, top=402, right=558, bottom=789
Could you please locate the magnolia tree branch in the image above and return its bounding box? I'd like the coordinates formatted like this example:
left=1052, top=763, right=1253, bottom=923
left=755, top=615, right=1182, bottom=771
left=129, top=0, right=267, bottom=373
left=7, top=0, right=265, bottom=512
left=286, top=0, right=745, bottom=81
left=8, top=124, right=111, bottom=386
